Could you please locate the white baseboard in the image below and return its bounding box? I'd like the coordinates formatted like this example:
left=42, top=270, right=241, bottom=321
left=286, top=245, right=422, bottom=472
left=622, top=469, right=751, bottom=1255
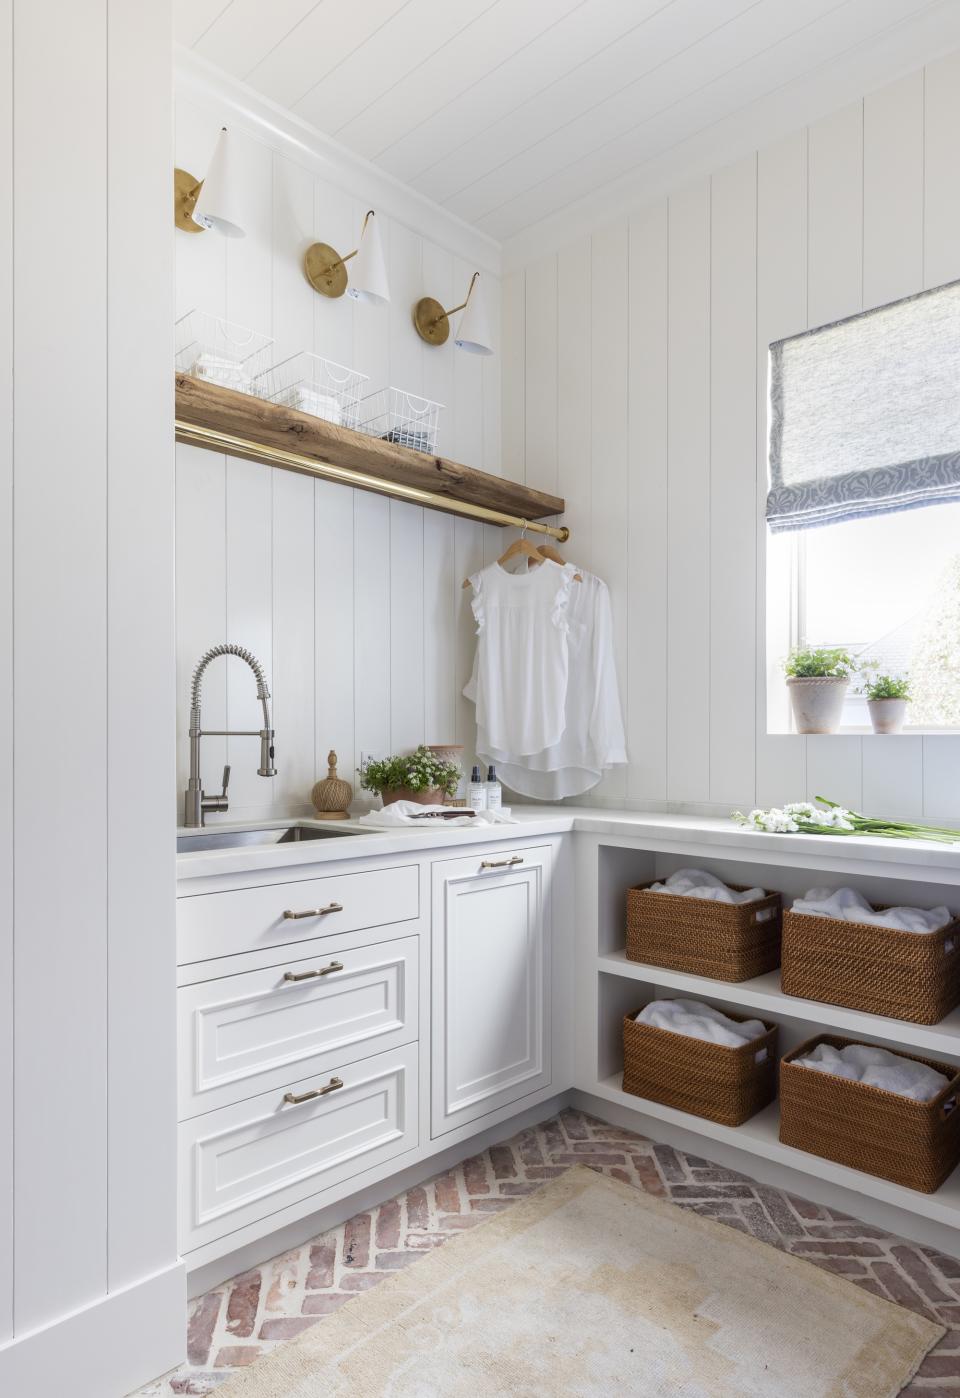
left=0, top=1260, right=185, bottom=1398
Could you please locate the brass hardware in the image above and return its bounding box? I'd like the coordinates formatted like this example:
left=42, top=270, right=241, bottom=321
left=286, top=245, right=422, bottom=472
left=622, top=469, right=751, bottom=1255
left=175, top=420, right=570, bottom=542
left=283, top=1077, right=344, bottom=1105
left=174, top=168, right=204, bottom=233
left=303, top=210, right=372, bottom=298
left=282, top=960, right=344, bottom=982
left=480, top=855, right=524, bottom=869
left=414, top=272, right=479, bottom=347
left=282, top=902, right=343, bottom=920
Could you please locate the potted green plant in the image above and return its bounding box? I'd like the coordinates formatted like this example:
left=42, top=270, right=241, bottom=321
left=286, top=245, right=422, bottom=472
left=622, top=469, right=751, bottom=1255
left=360, top=745, right=462, bottom=807
left=783, top=647, right=856, bottom=734
left=860, top=670, right=911, bottom=735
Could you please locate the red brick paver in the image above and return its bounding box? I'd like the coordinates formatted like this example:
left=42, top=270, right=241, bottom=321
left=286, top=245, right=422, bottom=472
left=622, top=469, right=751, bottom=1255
left=135, top=1109, right=960, bottom=1393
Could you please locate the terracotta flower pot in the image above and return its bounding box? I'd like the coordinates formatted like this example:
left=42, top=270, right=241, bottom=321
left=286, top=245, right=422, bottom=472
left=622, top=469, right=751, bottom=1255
left=379, top=786, right=444, bottom=807
left=786, top=676, right=849, bottom=734
left=867, top=698, right=907, bottom=734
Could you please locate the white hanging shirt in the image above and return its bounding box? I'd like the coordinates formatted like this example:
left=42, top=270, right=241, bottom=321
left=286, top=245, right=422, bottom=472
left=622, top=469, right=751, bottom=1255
left=466, top=567, right=627, bottom=799
left=465, top=558, right=577, bottom=756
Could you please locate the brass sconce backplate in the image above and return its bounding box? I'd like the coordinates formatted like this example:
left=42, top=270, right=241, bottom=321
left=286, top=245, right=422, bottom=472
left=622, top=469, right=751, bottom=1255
left=174, top=168, right=204, bottom=233
left=414, top=296, right=450, bottom=347
left=304, top=242, right=349, bottom=298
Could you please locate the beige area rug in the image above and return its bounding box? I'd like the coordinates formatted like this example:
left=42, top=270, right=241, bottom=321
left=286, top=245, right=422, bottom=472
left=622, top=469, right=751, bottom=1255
left=217, top=1165, right=942, bottom=1397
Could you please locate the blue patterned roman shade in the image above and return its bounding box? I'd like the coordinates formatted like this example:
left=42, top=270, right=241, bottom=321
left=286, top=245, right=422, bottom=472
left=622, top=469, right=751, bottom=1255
left=766, top=280, right=960, bottom=533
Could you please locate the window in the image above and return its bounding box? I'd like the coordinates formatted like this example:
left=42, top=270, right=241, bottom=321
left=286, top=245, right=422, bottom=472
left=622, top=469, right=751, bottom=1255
left=765, top=281, right=960, bottom=734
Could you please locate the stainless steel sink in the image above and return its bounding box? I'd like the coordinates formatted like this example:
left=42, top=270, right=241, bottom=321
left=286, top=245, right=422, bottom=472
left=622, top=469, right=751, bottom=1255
left=177, top=823, right=372, bottom=853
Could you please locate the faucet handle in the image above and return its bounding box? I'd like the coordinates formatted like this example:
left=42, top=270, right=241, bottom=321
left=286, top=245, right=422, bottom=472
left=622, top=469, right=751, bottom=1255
left=220, top=764, right=231, bottom=796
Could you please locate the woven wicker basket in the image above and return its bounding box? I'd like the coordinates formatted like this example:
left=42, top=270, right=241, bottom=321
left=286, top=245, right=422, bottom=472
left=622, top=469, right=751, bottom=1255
left=622, top=1006, right=778, bottom=1126
left=626, top=883, right=782, bottom=982
left=779, top=1034, right=960, bottom=1192
left=782, top=907, right=960, bottom=1025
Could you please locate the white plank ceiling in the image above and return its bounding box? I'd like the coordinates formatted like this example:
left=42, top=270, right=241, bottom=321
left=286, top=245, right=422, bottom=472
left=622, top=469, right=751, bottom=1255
left=176, top=0, right=960, bottom=242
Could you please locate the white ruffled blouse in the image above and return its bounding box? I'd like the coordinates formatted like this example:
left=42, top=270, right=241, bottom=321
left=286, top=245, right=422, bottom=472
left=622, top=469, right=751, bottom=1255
left=466, top=559, right=576, bottom=757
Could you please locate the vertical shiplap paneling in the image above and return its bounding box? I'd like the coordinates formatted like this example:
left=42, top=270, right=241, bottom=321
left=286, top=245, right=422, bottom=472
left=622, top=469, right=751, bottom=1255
left=0, top=0, right=11, bottom=1345
left=13, top=0, right=108, bottom=1332
left=454, top=519, right=484, bottom=767
left=314, top=479, right=355, bottom=793
left=590, top=222, right=630, bottom=801
left=482, top=271, right=502, bottom=476
left=557, top=238, right=592, bottom=572
left=452, top=255, right=485, bottom=471
left=225, top=461, right=274, bottom=816
left=272, top=153, right=316, bottom=365
left=174, top=101, right=226, bottom=321
left=106, top=0, right=177, bottom=1291
left=272, top=469, right=317, bottom=812
left=523, top=254, right=558, bottom=497
left=666, top=185, right=711, bottom=803
left=353, top=492, right=392, bottom=774
left=804, top=100, right=865, bottom=812
left=921, top=51, right=960, bottom=813
left=626, top=204, right=668, bottom=802
left=313, top=177, right=355, bottom=367
left=709, top=156, right=757, bottom=809
left=500, top=271, right=525, bottom=484
left=755, top=133, right=807, bottom=807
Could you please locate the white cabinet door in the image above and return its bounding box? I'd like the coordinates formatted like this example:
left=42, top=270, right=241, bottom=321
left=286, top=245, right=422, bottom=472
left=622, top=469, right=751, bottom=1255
left=431, top=845, right=551, bottom=1137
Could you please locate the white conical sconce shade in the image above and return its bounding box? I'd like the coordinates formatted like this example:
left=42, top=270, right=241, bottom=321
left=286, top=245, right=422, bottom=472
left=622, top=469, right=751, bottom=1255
left=192, top=127, right=246, bottom=239
left=346, top=211, right=389, bottom=306
left=455, top=274, right=493, bottom=355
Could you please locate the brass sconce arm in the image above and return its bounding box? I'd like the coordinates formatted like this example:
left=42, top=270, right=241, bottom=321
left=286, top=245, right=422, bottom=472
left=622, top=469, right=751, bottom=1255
left=414, top=272, right=480, bottom=346
left=303, top=210, right=374, bottom=297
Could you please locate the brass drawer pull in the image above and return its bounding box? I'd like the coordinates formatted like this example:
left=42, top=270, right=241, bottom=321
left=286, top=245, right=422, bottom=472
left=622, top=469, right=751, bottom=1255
left=282, top=901, right=343, bottom=920
left=283, top=1077, right=344, bottom=1106
left=283, top=960, right=344, bottom=982
left=480, top=855, right=524, bottom=869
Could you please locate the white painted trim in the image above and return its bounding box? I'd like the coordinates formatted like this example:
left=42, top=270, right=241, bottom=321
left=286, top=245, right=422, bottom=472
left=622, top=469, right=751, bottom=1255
left=175, top=46, right=501, bottom=276
left=0, top=1261, right=185, bottom=1398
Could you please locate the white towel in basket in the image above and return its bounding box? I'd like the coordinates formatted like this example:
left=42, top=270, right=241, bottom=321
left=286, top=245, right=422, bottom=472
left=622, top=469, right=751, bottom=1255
left=635, top=999, right=767, bottom=1049
left=792, top=886, right=952, bottom=933
left=796, top=1042, right=950, bottom=1101
left=648, top=868, right=766, bottom=905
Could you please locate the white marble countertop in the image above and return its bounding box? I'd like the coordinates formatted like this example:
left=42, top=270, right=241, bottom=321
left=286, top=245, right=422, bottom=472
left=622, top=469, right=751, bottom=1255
left=176, top=805, right=960, bottom=885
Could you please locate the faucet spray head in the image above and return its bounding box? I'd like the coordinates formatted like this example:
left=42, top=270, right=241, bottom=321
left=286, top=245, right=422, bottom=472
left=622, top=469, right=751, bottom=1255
left=259, top=729, right=276, bottom=777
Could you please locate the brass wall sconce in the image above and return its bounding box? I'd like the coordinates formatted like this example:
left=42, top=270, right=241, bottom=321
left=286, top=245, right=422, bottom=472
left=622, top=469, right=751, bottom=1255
left=303, top=210, right=390, bottom=306
left=414, top=272, right=493, bottom=355
left=173, top=127, right=246, bottom=238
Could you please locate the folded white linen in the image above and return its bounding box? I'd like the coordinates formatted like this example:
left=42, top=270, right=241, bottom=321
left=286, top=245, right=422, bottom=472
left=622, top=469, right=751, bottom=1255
left=791, top=885, right=952, bottom=933
left=796, top=1042, right=950, bottom=1102
left=648, top=868, right=767, bottom=905
left=357, top=801, right=518, bottom=828
left=635, top=998, right=767, bottom=1048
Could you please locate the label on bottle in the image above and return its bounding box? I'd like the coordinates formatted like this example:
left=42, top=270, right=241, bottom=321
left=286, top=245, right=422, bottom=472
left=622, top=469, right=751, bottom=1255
left=468, top=785, right=487, bottom=811
left=486, top=784, right=502, bottom=810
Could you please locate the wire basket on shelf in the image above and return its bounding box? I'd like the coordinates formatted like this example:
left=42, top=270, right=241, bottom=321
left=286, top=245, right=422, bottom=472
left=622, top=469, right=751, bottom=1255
left=357, top=387, right=444, bottom=455
left=253, top=352, right=369, bottom=429
left=175, top=310, right=274, bottom=397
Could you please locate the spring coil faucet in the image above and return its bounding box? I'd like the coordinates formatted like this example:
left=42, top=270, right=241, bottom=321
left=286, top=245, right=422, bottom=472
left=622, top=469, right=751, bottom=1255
left=183, top=643, right=276, bottom=827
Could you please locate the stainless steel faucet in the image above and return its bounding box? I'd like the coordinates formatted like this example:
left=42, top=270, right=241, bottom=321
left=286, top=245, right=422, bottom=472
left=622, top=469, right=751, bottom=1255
left=184, top=644, right=276, bottom=827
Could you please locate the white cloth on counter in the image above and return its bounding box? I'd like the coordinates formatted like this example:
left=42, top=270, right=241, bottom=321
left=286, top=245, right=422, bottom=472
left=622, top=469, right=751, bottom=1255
left=796, top=1042, right=950, bottom=1102
left=357, top=802, right=518, bottom=828
left=635, top=998, right=767, bottom=1048
left=792, top=885, right=952, bottom=933
left=464, top=564, right=626, bottom=798
left=465, top=558, right=577, bottom=757
left=648, top=868, right=767, bottom=905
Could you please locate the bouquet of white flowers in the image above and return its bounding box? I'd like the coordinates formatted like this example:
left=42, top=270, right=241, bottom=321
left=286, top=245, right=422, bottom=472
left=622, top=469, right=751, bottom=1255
left=733, top=796, right=960, bottom=844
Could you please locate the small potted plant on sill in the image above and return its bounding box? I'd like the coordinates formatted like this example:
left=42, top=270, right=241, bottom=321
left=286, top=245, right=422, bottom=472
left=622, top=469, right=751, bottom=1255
left=360, top=744, right=462, bottom=807
left=860, top=669, right=911, bottom=735
left=783, top=646, right=856, bottom=734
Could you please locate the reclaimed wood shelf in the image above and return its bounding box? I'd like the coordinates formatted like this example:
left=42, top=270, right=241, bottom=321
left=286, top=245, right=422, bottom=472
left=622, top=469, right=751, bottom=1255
left=175, top=375, right=566, bottom=534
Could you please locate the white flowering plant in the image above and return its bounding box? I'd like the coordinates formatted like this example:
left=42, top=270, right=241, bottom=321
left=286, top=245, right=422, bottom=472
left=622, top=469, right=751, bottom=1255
left=733, top=796, right=960, bottom=843
left=360, top=745, right=461, bottom=798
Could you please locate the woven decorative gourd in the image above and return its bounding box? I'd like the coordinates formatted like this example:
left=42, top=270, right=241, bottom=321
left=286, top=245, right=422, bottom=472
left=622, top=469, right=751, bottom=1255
left=779, top=1033, right=960, bottom=1192
left=781, top=907, right=960, bottom=1024
left=622, top=1007, right=778, bottom=1127
left=310, top=750, right=353, bottom=820
left=626, top=882, right=783, bottom=982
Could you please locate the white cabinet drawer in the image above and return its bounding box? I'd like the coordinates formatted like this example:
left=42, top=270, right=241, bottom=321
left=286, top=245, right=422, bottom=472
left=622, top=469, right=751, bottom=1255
left=178, top=934, right=419, bottom=1118
left=179, top=1041, right=418, bottom=1255
left=177, top=863, right=420, bottom=964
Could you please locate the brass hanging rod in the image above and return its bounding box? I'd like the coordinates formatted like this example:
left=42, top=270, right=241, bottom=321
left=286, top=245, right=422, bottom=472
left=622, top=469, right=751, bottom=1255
left=175, top=420, right=570, bottom=542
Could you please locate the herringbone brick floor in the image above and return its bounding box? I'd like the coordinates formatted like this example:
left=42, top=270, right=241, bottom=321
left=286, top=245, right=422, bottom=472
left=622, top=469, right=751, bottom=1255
left=136, top=1109, right=960, bottom=1395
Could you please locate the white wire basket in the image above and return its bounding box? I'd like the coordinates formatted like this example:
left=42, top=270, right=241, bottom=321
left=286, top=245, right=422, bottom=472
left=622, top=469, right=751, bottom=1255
left=357, top=387, right=444, bottom=455
left=175, top=309, right=274, bottom=397
left=252, top=352, right=369, bottom=429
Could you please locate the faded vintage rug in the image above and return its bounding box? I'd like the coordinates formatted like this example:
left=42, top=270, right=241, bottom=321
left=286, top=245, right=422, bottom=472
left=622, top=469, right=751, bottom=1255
left=218, top=1165, right=942, bottom=1397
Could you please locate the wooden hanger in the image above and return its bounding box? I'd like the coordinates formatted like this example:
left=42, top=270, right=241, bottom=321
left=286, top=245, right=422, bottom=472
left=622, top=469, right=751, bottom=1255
left=537, top=543, right=582, bottom=581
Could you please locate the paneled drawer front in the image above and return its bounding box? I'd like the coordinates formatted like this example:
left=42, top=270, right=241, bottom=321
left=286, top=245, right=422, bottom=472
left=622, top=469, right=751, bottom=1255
left=179, top=1041, right=418, bottom=1254
left=177, top=863, right=419, bottom=964
left=178, top=935, right=419, bottom=1118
